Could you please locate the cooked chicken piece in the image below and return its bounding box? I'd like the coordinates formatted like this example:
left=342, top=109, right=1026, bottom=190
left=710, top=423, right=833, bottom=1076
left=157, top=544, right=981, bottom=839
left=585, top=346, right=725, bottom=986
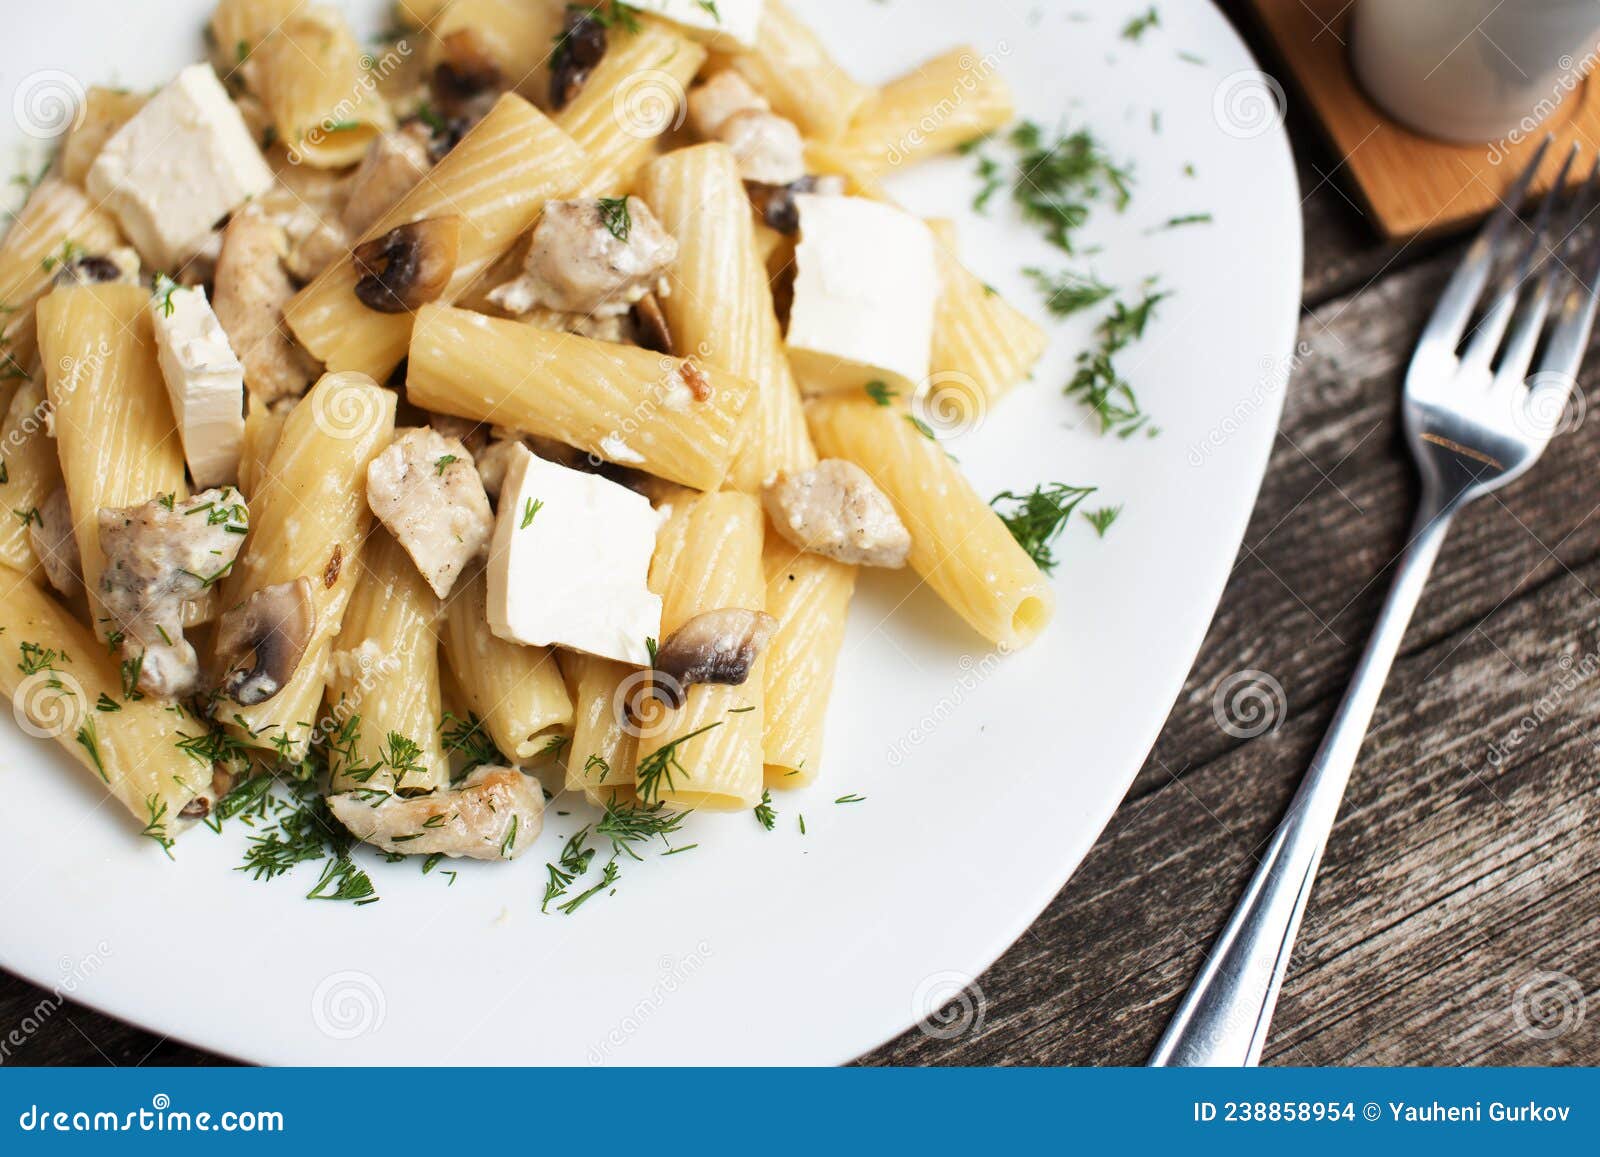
left=342, top=125, right=433, bottom=238
left=327, top=764, right=543, bottom=860
left=366, top=427, right=494, bottom=598
left=98, top=488, right=250, bottom=698
left=50, top=246, right=140, bottom=288
left=283, top=219, right=347, bottom=283
left=29, top=486, right=81, bottom=598
left=688, top=71, right=807, bottom=186
left=472, top=436, right=523, bottom=502
left=488, top=197, right=678, bottom=317
left=213, top=207, right=319, bottom=403
left=687, top=70, right=769, bottom=139
left=720, top=110, right=807, bottom=186
left=763, top=459, right=912, bottom=568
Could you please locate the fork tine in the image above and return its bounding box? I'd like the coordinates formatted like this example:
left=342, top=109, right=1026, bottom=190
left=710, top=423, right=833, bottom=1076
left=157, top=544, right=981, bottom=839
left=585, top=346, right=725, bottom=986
left=1532, top=158, right=1600, bottom=391
left=1416, top=136, right=1553, bottom=357
left=1495, top=153, right=1598, bottom=388
left=1459, top=143, right=1578, bottom=374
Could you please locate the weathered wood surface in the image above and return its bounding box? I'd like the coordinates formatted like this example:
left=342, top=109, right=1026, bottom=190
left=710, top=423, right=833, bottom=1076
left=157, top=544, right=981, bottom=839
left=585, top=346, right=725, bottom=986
left=4, top=4, right=1597, bottom=1067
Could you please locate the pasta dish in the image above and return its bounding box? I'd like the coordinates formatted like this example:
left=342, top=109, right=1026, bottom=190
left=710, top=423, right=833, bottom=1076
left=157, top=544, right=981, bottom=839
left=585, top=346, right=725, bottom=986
left=0, top=0, right=1070, bottom=895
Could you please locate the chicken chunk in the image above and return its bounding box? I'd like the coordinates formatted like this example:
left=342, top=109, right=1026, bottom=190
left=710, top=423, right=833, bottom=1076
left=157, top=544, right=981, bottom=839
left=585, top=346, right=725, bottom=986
left=327, top=765, right=543, bottom=860
left=720, top=110, right=807, bottom=186
left=763, top=459, right=912, bottom=568
left=688, top=71, right=807, bottom=186
left=29, top=486, right=82, bottom=598
left=487, top=197, right=678, bottom=317
left=366, top=427, right=494, bottom=599
left=342, top=125, right=433, bottom=238
left=213, top=207, right=319, bottom=403
left=98, top=488, right=250, bottom=698
left=687, top=70, right=768, bottom=138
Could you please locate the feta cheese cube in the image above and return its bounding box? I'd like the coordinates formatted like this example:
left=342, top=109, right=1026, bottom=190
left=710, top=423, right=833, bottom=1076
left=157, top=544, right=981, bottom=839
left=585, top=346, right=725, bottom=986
left=150, top=285, right=245, bottom=488
left=87, top=64, right=274, bottom=270
left=486, top=445, right=663, bottom=666
left=784, top=195, right=938, bottom=396
left=630, top=0, right=765, bottom=48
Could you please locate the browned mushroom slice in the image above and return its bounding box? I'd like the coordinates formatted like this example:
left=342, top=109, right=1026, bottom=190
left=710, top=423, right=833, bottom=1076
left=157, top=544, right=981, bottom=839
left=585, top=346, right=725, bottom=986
left=432, top=27, right=504, bottom=112
left=652, top=608, right=778, bottom=709
left=216, top=578, right=316, bottom=706
left=745, top=175, right=818, bottom=236
left=353, top=217, right=462, bottom=314
left=632, top=291, right=675, bottom=355
left=550, top=5, right=608, bottom=111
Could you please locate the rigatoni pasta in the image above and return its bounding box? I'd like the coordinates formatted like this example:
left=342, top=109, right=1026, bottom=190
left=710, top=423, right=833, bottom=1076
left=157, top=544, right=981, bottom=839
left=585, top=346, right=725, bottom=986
left=325, top=529, right=449, bottom=795
left=0, top=570, right=213, bottom=830
left=0, top=379, right=66, bottom=581
left=284, top=93, right=587, bottom=380
left=36, top=284, right=188, bottom=634
left=441, top=564, right=573, bottom=764
left=636, top=143, right=814, bottom=491
left=810, top=46, right=1015, bottom=180
left=0, top=0, right=1089, bottom=888
left=729, top=0, right=873, bottom=141
left=254, top=9, right=395, bottom=168
left=927, top=218, right=1048, bottom=409
left=552, top=20, right=706, bottom=195
left=405, top=304, right=756, bottom=491
left=214, top=371, right=396, bottom=758
left=807, top=396, right=1055, bottom=650
left=636, top=489, right=765, bottom=811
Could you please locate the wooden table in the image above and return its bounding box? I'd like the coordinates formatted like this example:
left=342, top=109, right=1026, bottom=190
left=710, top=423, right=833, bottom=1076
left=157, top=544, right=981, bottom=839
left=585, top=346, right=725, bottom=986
left=4, top=3, right=1597, bottom=1066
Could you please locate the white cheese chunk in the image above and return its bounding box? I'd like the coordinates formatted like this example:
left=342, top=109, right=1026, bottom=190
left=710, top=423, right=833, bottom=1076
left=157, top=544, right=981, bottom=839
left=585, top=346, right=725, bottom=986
left=150, top=285, right=245, bottom=488
left=630, top=0, right=765, bottom=47
left=486, top=445, right=663, bottom=666
left=784, top=195, right=938, bottom=396
left=87, top=64, right=274, bottom=270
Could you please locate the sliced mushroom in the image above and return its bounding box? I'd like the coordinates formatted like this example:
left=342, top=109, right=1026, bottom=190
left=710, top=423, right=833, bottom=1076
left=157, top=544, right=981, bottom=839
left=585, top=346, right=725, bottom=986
left=763, top=459, right=913, bottom=568
left=353, top=217, right=462, bottom=314
left=29, top=486, right=82, bottom=599
left=652, top=608, right=778, bottom=709
left=51, top=246, right=140, bottom=287
left=215, top=577, right=316, bottom=706
left=328, top=764, right=543, bottom=860
left=433, top=27, right=504, bottom=112
left=550, top=5, right=608, bottom=111
left=632, top=291, right=675, bottom=355
left=745, top=174, right=847, bottom=235
left=99, top=488, right=251, bottom=699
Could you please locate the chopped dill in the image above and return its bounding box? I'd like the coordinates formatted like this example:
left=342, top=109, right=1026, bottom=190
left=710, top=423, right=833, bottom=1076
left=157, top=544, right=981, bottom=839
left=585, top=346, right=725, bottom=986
left=991, top=483, right=1098, bottom=573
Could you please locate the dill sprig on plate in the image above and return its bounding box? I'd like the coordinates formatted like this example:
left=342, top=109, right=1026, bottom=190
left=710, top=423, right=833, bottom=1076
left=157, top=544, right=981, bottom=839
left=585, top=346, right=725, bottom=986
left=992, top=483, right=1098, bottom=573
left=970, top=121, right=1133, bottom=254
left=1065, top=285, right=1170, bottom=437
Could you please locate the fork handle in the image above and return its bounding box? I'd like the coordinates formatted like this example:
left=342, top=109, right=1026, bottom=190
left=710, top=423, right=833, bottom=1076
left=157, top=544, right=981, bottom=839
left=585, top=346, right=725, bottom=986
left=1148, top=496, right=1458, bottom=1066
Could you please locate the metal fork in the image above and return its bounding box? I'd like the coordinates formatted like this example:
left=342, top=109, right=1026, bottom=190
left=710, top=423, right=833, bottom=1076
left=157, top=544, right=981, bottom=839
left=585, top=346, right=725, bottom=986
left=1149, top=138, right=1600, bottom=1067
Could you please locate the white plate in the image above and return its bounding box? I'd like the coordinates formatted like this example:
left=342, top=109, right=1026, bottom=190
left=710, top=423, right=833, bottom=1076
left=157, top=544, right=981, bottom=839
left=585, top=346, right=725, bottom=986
left=0, top=0, right=1300, bottom=1064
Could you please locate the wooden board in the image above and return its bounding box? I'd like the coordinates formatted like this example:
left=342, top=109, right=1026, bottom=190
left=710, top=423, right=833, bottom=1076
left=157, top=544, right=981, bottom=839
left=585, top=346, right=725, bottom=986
left=1247, top=0, right=1598, bottom=241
